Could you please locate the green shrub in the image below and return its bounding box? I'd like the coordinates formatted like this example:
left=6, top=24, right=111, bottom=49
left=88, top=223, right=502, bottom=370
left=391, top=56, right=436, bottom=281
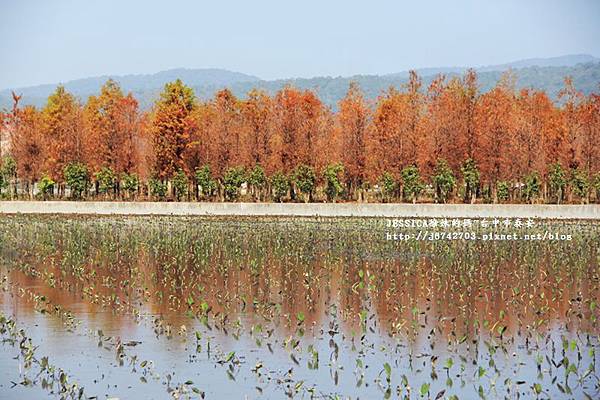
left=323, top=163, right=344, bottom=202
left=481, top=185, right=493, bottom=204
left=223, top=166, right=246, bottom=201
left=461, top=158, right=480, bottom=202
left=64, top=162, right=89, bottom=199
left=121, top=173, right=139, bottom=196
left=497, top=181, right=509, bottom=202
left=95, top=167, right=116, bottom=195
left=401, top=165, right=424, bottom=202
left=195, top=165, right=217, bottom=198
left=523, top=171, right=541, bottom=202
left=548, top=162, right=566, bottom=203
left=149, top=177, right=167, bottom=199
left=0, top=156, right=16, bottom=195
left=570, top=168, right=589, bottom=200
left=248, top=165, right=267, bottom=188
left=271, top=171, right=289, bottom=202
left=0, top=155, right=16, bottom=179
left=378, top=172, right=396, bottom=202
left=38, top=174, right=55, bottom=199
left=594, top=173, right=600, bottom=202
left=433, top=159, right=455, bottom=203
left=248, top=165, right=267, bottom=200
left=293, top=164, right=316, bottom=201
left=172, top=169, right=189, bottom=201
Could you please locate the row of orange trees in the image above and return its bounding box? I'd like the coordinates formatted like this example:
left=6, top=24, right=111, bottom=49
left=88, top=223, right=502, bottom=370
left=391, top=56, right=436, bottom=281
left=1, top=70, right=599, bottom=203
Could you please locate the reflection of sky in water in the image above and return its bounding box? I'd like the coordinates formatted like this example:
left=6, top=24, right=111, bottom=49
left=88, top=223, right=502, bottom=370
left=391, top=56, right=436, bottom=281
left=0, top=216, right=598, bottom=399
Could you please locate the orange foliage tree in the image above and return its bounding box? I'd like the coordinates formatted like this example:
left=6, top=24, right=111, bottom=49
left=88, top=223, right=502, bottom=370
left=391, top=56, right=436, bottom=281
left=41, top=86, right=85, bottom=185
left=370, top=71, right=424, bottom=182
left=475, top=78, right=517, bottom=194
left=84, top=80, right=141, bottom=177
left=10, top=105, right=45, bottom=195
left=337, top=82, right=369, bottom=198
left=559, top=77, right=584, bottom=170
left=513, top=88, right=565, bottom=182
left=241, top=89, right=274, bottom=172
left=271, top=87, right=329, bottom=173
left=204, top=89, right=241, bottom=178
left=580, top=91, right=600, bottom=174
left=423, top=76, right=463, bottom=174
left=149, top=79, right=197, bottom=181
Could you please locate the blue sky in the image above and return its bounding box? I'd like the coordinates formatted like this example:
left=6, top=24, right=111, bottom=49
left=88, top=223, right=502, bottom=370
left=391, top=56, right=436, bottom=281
left=1, top=0, right=599, bottom=89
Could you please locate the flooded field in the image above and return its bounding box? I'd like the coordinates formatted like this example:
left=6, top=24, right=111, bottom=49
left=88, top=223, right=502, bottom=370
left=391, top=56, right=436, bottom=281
left=0, top=215, right=598, bottom=399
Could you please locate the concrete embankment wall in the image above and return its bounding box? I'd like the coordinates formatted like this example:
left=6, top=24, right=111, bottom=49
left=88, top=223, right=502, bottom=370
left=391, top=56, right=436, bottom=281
left=1, top=201, right=599, bottom=219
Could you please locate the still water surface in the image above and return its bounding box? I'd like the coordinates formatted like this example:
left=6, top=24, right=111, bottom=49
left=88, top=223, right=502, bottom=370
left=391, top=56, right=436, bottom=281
left=0, top=216, right=598, bottom=399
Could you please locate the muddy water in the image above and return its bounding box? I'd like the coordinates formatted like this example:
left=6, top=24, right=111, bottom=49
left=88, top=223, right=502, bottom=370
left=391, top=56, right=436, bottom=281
left=0, top=215, right=598, bottom=399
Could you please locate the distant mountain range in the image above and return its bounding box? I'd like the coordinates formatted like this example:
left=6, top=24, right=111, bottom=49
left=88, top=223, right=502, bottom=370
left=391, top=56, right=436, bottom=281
left=2, top=54, right=599, bottom=111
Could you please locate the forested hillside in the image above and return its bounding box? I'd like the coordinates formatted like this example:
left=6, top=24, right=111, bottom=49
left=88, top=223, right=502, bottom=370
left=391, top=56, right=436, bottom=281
left=193, top=62, right=600, bottom=111
left=2, top=57, right=599, bottom=110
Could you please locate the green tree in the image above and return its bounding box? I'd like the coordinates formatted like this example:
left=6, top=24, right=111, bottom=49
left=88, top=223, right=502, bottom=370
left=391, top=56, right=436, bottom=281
left=401, top=165, right=424, bottom=203
left=149, top=177, right=167, bottom=200
left=547, top=162, right=566, bottom=204
left=172, top=169, right=189, bottom=201
left=95, top=167, right=116, bottom=197
left=570, top=168, right=589, bottom=202
left=63, top=162, right=89, bottom=199
left=195, top=165, right=217, bottom=199
left=121, top=173, right=139, bottom=198
left=0, top=155, right=16, bottom=198
left=38, top=174, right=55, bottom=200
left=523, top=172, right=541, bottom=203
left=496, top=181, right=509, bottom=202
left=378, top=172, right=397, bottom=202
left=461, top=158, right=480, bottom=203
left=323, top=163, right=344, bottom=202
left=0, top=168, right=5, bottom=196
left=270, top=171, right=289, bottom=202
left=293, top=164, right=317, bottom=202
left=593, top=173, right=600, bottom=203
left=222, top=166, right=246, bottom=201
left=432, top=159, right=455, bottom=203
left=247, top=165, right=267, bottom=200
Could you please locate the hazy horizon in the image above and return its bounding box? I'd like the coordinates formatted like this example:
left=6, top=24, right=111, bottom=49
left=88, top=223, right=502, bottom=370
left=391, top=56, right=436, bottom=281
left=2, top=0, right=600, bottom=89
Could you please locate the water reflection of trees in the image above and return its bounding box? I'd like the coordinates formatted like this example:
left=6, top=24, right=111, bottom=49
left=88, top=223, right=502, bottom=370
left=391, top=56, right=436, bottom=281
left=1, top=216, right=598, bottom=345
